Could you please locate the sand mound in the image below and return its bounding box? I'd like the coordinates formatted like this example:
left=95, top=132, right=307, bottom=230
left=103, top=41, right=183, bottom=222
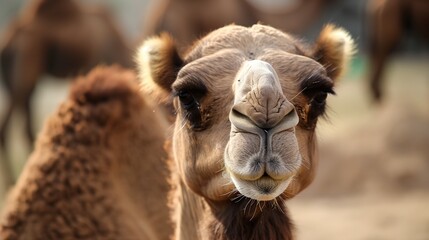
left=302, top=103, right=429, bottom=197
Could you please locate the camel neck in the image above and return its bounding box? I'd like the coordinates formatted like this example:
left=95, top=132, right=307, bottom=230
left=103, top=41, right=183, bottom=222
left=177, top=183, right=294, bottom=240
left=207, top=199, right=294, bottom=240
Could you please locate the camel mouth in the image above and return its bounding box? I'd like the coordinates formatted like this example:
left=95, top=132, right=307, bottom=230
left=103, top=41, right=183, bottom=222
left=229, top=172, right=294, bottom=201
left=224, top=145, right=302, bottom=201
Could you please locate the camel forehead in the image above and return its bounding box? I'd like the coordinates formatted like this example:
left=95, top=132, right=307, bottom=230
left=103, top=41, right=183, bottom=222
left=185, top=24, right=303, bottom=62
left=176, top=24, right=328, bottom=99
left=176, top=45, right=325, bottom=94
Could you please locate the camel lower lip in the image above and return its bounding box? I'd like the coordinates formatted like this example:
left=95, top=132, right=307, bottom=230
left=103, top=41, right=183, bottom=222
left=229, top=173, right=293, bottom=201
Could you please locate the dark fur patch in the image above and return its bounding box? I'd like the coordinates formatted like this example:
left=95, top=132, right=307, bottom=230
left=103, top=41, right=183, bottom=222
left=207, top=199, right=294, bottom=240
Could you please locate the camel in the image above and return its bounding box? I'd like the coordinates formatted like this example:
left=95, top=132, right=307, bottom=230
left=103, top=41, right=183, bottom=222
left=367, top=0, right=429, bottom=101
left=0, top=0, right=133, bottom=160
left=0, top=66, right=173, bottom=240
left=137, top=23, right=354, bottom=239
left=141, top=0, right=329, bottom=51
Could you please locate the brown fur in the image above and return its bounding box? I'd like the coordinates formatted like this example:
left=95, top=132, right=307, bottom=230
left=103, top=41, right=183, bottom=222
left=0, top=0, right=134, bottom=167
left=0, top=66, right=173, bottom=240
left=138, top=24, right=354, bottom=239
left=140, top=0, right=330, bottom=50
left=206, top=199, right=294, bottom=240
left=367, top=0, right=429, bottom=101
left=137, top=33, right=183, bottom=103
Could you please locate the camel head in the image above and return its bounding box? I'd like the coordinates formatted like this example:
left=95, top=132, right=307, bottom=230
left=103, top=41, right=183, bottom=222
left=137, top=24, right=354, bottom=202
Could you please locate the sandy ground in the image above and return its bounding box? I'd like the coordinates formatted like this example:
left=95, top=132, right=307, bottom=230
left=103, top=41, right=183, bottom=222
left=0, top=56, right=428, bottom=239
left=289, top=56, right=429, bottom=240
left=290, top=193, right=429, bottom=240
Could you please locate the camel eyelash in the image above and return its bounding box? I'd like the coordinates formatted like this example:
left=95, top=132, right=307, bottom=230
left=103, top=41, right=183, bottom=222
left=172, top=88, right=205, bottom=130
left=300, top=76, right=335, bottom=96
left=175, top=91, right=200, bottom=110
left=172, top=76, right=208, bottom=98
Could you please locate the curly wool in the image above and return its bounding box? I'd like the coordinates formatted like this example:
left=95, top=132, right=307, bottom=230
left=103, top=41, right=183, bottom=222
left=0, top=66, right=172, bottom=240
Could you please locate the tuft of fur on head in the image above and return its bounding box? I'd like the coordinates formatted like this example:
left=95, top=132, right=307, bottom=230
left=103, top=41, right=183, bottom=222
left=136, top=33, right=183, bottom=103
left=313, top=24, right=356, bottom=81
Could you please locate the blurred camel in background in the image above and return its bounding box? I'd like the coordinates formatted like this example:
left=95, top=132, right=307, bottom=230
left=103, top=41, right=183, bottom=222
left=0, top=66, right=173, bottom=240
left=141, top=0, right=330, bottom=51
left=0, top=0, right=133, bottom=184
left=367, top=0, right=429, bottom=102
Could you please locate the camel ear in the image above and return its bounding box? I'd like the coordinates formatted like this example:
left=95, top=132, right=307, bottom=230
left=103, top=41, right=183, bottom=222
left=136, top=33, right=183, bottom=103
left=313, top=24, right=355, bottom=81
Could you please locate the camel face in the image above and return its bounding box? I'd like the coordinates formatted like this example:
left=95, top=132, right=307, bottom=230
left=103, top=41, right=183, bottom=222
left=138, top=24, right=354, bottom=202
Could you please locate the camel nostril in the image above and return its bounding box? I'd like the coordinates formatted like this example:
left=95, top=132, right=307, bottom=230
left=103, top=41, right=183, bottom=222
left=231, top=60, right=300, bottom=133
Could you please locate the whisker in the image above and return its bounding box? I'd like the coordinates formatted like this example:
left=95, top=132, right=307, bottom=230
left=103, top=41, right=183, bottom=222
left=243, top=198, right=252, bottom=213
left=175, top=113, right=189, bottom=134
left=177, top=121, right=187, bottom=133
left=216, top=166, right=227, bottom=174
left=221, top=188, right=236, bottom=197
left=270, top=201, right=274, bottom=208
left=258, top=201, right=263, bottom=212
left=274, top=198, right=287, bottom=216
left=250, top=201, right=260, bottom=221
left=290, top=86, right=307, bottom=101
left=231, top=193, right=244, bottom=202
left=248, top=200, right=256, bottom=215
left=234, top=196, right=245, bottom=203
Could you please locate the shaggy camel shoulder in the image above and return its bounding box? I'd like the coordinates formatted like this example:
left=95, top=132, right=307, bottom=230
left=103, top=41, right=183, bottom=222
left=0, top=66, right=173, bottom=240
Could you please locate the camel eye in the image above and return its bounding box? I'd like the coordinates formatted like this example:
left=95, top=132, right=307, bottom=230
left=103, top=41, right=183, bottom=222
left=173, top=79, right=207, bottom=130
left=176, top=90, right=203, bottom=129
left=178, top=91, right=198, bottom=110
left=307, top=91, right=330, bottom=122
left=312, top=92, right=328, bottom=105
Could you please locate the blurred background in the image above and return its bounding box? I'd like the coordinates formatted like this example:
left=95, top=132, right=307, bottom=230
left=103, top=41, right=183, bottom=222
left=0, top=0, right=428, bottom=239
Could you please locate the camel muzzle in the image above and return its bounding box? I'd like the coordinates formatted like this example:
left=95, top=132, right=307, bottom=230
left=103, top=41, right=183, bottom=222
left=224, top=60, right=302, bottom=200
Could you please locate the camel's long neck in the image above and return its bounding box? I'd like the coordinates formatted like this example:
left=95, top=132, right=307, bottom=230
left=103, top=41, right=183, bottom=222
left=111, top=109, right=174, bottom=240
left=207, top=199, right=294, bottom=240
left=177, top=185, right=294, bottom=240
left=174, top=179, right=206, bottom=240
